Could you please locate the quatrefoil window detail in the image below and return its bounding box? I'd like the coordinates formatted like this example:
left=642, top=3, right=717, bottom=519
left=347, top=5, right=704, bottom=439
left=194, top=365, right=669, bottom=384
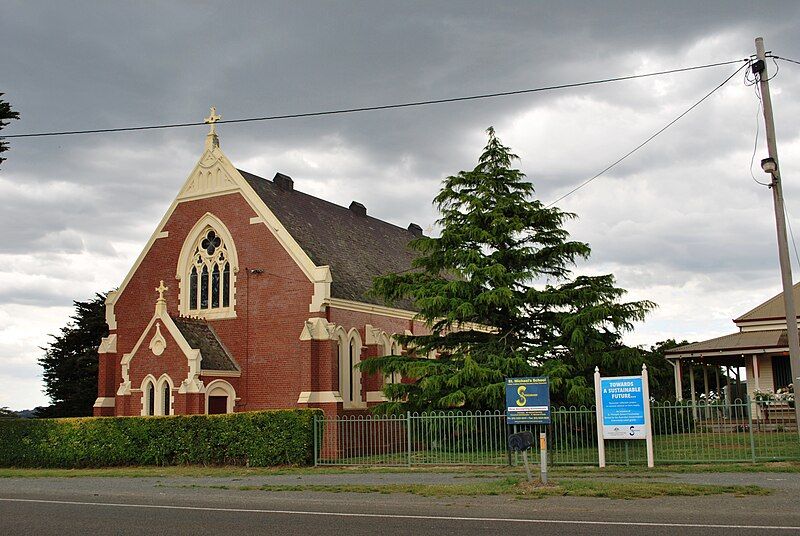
left=201, top=231, right=222, bottom=255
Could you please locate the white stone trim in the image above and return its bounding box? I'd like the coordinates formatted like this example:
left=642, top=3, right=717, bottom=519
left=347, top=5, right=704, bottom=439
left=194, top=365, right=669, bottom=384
left=366, top=391, right=387, bottom=403
left=338, top=327, right=365, bottom=409
left=105, top=290, right=118, bottom=330
left=140, top=374, right=157, bottom=416
left=175, top=212, right=239, bottom=320
left=328, top=298, right=417, bottom=320
left=299, top=317, right=336, bottom=341
left=297, top=391, right=344, bottom=404
left=156, top=374, right=175, bottom=416
left=107, top=142, right=330, bottom=329
left=249, top=216, right=264, bottom=225
left=98, top=334, right=117, bottom=354
left=155, top=231, right=169, bottom=239
left=117, top=303, right=204, bottom=397
left=201, top=369, right=241, bottom=377
left=93, top=397, right=115, bottom=408
left=148, top=323, right=167, bottom=356
left=205, top=379, right=236, bottom=414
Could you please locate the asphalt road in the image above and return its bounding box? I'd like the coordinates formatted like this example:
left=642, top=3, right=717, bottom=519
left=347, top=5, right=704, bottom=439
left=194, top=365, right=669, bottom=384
left=1, top=473, right=799, bottom=535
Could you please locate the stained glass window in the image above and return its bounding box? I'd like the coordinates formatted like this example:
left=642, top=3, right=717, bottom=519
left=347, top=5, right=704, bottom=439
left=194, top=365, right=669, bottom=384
left=200, top=265, right=209, bottom=309
left=186, top=227, right=234, bottom=315
left=189, top=266, right=198, bottom=310
left=222, top=262, right=230, bottom=307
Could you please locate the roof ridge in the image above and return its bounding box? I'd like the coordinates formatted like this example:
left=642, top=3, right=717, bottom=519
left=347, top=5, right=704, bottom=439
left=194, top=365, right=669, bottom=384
left=734, top=281, right=800, bottom=322
left=237, top=168, right=417, bottom=236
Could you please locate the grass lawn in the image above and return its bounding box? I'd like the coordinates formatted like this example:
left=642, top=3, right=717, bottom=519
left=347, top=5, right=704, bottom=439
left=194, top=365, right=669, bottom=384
left=164, top=476, right=769, bottom=500
left=319, top=431, right=800, bottom=466
left=1, top=461, right=799, bottom=479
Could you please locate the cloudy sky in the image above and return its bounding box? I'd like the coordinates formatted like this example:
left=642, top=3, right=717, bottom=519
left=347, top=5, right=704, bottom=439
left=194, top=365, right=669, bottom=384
left=2, top=1, right=800, bottom=409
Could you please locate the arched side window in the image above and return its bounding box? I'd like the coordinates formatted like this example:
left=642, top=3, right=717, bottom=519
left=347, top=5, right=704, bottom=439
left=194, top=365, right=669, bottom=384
left=147, top=382, right=155, bottom=416
left=176, top=213, right=239, bottom=320
left=141, top=376, right=157, bottom=416
left=388, top=338, right=403, bottom=385
left=339, top=328, right=363, bottom=409
left=156, top=375, right=174, bottom=416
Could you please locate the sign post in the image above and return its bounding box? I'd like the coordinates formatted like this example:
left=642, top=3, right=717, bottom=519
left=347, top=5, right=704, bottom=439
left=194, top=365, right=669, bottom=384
left=506, top=377, right=551, bottom=483
left=595, top=364, right=654, bottom=468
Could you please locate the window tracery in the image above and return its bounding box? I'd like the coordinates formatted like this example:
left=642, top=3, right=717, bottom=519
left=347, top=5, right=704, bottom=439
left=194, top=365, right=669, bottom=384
left=187, top=229, right=232, bottom=314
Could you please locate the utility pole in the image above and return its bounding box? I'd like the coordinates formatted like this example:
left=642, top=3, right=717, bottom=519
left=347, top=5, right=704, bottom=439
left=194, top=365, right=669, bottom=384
left=754, top=36, right=800, bottom=433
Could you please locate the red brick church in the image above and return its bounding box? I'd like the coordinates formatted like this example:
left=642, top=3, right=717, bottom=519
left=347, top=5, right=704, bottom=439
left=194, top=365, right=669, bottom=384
left=93, top=108, right=427, bottom=418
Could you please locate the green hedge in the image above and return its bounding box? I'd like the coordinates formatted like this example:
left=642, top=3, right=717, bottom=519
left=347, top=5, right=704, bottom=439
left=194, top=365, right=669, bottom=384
left=0, top=409, right=320, bottom=468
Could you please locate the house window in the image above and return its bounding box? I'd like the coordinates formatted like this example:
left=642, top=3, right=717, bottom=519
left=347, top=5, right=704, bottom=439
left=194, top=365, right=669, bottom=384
left=186, top=228, right=233, bottom=316
left=772, top=355, right=792, bottom=390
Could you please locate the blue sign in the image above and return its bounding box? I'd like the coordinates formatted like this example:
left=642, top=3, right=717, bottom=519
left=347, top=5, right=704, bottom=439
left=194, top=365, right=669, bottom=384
left=600, top=376, right=647, bottom=439
left=505, top=377, right=550, bottom=425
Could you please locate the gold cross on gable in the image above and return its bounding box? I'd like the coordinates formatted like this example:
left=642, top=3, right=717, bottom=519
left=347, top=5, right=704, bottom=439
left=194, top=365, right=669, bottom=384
left=204, top=106, right=222, bottom=135
left=155, top=280, right=168, bottom=301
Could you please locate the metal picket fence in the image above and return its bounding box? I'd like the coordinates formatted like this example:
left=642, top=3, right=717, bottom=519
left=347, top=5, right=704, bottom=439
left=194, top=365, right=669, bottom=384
left=314, top=399, right=799, bottom=466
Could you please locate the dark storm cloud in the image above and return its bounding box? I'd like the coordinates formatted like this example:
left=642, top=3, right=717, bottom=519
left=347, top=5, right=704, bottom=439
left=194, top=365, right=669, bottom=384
left=2, top=0, right=800, bottom=408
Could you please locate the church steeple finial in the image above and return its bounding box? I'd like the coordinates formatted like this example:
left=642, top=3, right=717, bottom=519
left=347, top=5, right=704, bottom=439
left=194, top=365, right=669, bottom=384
left=204, top=106, right=222, bottom=149
left=155, top=280, right=168, bottom=314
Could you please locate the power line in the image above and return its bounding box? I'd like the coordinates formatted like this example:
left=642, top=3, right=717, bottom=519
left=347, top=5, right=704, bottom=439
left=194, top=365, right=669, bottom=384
left=545, top=61, right=750, bottom=208
left=1, top=58, right=748, bottom=140
left=771, top=55, right=800, bottom=66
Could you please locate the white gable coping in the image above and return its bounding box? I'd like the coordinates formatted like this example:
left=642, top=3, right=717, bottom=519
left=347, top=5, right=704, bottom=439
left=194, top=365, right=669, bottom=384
left=117, top=300, right=203, bottom=397
left=105, top=141, right=333, bottom=327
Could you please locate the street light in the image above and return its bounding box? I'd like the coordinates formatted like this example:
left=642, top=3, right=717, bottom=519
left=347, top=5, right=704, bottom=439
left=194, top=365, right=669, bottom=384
left=761, top=157, right=778, bottom=176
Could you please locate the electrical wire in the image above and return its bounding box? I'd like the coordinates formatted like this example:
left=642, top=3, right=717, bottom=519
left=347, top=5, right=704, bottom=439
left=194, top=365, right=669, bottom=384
left=770, top=54, right=800, bottom=67
left=545, top=61, right=750, bottom=208
left=749, top=80, right=772, bottom=187
left=784, top=204, right=800, bottom=271
left=1, top=58, right=748, bottom=140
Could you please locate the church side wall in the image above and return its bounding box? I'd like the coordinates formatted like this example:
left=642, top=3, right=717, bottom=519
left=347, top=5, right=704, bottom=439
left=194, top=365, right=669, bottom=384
left=327, top=307, right=429, bottom=414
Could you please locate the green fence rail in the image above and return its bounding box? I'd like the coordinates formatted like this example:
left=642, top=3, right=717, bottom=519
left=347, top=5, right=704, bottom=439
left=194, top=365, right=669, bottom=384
left=314, top=399, right=799, bottom=466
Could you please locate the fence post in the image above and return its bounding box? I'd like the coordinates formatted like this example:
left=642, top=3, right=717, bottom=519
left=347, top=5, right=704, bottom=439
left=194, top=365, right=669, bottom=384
left=746, top=396, right=756, bottom=463
left=406, top=411, right=412, bottom=467
left=313, top=413, right=319, bottom=467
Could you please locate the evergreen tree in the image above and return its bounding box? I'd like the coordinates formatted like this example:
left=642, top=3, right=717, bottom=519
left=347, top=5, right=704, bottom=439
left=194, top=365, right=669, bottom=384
left=37, top=294, right=108, bottom=417
left=361, top=128, right=654, bottom=413
left=0, top=93, right=20, bottom=168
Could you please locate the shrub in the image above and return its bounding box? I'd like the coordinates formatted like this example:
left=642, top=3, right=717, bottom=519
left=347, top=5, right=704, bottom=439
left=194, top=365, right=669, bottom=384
left=0, top=409, right=320, bottom=468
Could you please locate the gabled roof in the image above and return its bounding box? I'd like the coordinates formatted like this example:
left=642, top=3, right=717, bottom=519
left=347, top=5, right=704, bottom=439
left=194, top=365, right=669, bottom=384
left=735, top=282, right=800, bottom=323
left=665, top=330, right=789, bottom=357
left=172, top=317, right=239, bottom=372
left=239, top=169, right=419, bottom=306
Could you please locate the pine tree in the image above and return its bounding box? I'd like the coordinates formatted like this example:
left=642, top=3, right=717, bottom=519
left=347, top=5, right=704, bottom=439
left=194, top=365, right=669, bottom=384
left=37, top=294, right=108, bottom=417
left=0, top=93, right=20, bottom=168
left=361, top=128, right=655, bottom=413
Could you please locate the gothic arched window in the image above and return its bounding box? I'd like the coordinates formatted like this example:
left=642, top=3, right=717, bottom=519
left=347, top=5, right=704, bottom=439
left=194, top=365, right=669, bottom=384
left=146, top=381, right=155, bottom=416
left=186, top=228, right=234, bottom=316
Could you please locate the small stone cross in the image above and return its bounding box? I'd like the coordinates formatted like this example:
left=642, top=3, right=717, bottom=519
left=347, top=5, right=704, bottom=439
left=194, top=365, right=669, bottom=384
left=204, top=106, right=222, bottom=135
left=155, top=280, right=168, bottom=302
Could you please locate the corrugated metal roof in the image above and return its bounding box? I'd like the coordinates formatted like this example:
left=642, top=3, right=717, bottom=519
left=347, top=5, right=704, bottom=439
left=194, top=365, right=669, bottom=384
left=735, top=282, right=800, bottom=322
left=665, top=329, right=787, bottom=356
